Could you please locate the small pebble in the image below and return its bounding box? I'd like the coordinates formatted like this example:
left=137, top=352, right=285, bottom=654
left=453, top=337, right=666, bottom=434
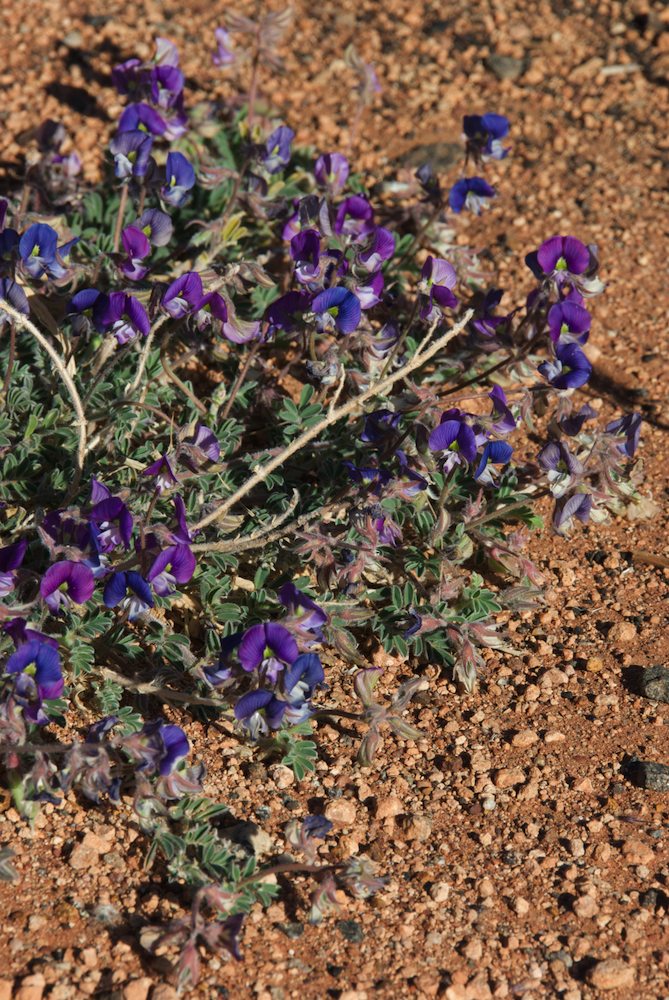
left=639, top=665, right=669, bottom=704
left=586, top=959, right=635, bottom=991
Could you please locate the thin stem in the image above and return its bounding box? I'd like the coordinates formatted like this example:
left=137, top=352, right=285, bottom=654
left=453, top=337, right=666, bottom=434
left=221, top=342, right=259, bottom=419
left=193, top=309, right=474, bottom=533
left=0, top=299, right=87, bottom=500
left=246, top=48, right=261, bottom=127
left=112, top=183, right=129, bottom=254
left=467, top=488, right=550, bottom=529
left=1, top=322, right=17, bottom=397
left=160, top=350, right=207, bottom=415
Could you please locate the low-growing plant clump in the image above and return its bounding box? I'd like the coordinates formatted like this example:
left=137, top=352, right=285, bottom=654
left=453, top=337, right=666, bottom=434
left=0, top=10, right=653, bottom=988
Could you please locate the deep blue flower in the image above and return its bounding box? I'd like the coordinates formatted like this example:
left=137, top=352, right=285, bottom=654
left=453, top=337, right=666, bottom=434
left=463, top=113, right=510, bottom=161
left=161, top=151, right=196, bottom=207
left=360, top=409, right=401, bottom=445
left=474, top=440, right=514, bottom=485
left=103, top=571, right=154, bottom=620
left=342, top=462, right=392, bottom=492
left=428, top=409, right=477, bottom=463
left=0, top=279, right=29, bottom=323
left=129, top=719, right=190, bottom=776
left=262, top=126, right=295, bottom=174
left=448, top=177, right=496, bottom=215
left=548, top=298, right=591, bottom=344
left=312, top=286, right=361, bottom=334
left=6, top=639, right=64, bottom=723
left=234, top=689, right=287, bottom=737
left=539, top=341, right=592, bottom=390
left=18, top=223, right=77, bottom=280
left=68, top=288, right=105, bottom=336
left=98, top=292, right=150, bottom=345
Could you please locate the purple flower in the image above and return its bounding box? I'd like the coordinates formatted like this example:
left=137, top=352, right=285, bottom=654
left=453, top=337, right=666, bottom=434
left=147, top=544, right=196, bottom=597
left=6, top=640, right=64, bottom=723
left=143, top=453, right=179, bottom=493
left=360, top=409, right=401, bottom=445
left=103, top=571, right=154, bottom=620
left=0, top=539, right=27, bottom=597
left=355, top=271, right=384, bottom=310
left=180, top=423, right=220, bottom=471
left=291, top=229, right=321, bottom=283
left=428, top=410, right=477, bottom=463
left=162, top=272, right=204, bottom=319
left=154, top=37, right=181, bottom=68
left=553, top=492, right=592, bottom=535
left=98, top=292, right=150, bottom=345
left=194, top=289, right=228, bottom=330
left=109, top=130, right=154, bottom=179
left=474, top=440, right=514, bottom=485
left=150, top=65, right=184, bottom=110
left=212, top=27, right=235, bottom=66
left=463, top=113, right=510, bottom=161
left=538, top=440, right=582, bottom=497
left=342, top=462, right=392, bottom=492
left=335, top=196, right=374, bottom=238
left=471, top=288, right=511, bottom=339
left=262, top=126, right=295, bottom=174
left=68, top=288, right=105, bottom=336
left=238, top=623, right=299, bottom=682
left=0, top=279, right=29, bottom=323
left=3, top=618, right=59, bottom=650
left=234, top=689, right=286, bottom=738
left=111, top=57, right=145, bottom=96
left=419, top=256, right=457, bottom=320
left=135, top=209, right=173, bottom=247
left=357, top=228, right=395, bottom=272
left=448, top=177, right=496, bottom=215
left=89, top=496, right=134, bottom=551
left=170, top=495, right=195, bottom=545
left=605, top=413, right=642, bottom=458
left=536, top=235, right=589, bottom=280
left=548, top=299, right=591, bottom=344
left=314, top=153, right=349, bottom=195
left=118, top=102, right=167, bottom=136
left=282, top=652, right=325, bottom=722
left=312, top=286, right=361, bottom=334
left=539, top=341, right=592, bottom=390
left=558, top=403, right=597, bottom=437
left=265, top=291, right=310, bottom=334
left=374, top=514, right=402, bottom=546
left=18, top=223, right=77, bottom=280
left=119, top=226, right=151, bottom=281
left=161, top=151, right=196, bottom=207
left=127, top=719, right=190, bottom=776
left=278, top=582, right=328, bottom=646
left=40, top=560, right=95, bottom=613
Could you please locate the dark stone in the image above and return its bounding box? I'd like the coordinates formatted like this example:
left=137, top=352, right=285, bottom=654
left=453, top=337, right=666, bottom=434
left=639, top=665, right=669, bottom=704
left=397, top=141, right=462, bottom=172
left=625, top=760, right=669, bottom=792
left=279, top=921, right=304, bottom=939
left=336, top=919, right=364, bottom=942
left=547, top=950, right=573, bottom=969
left=485, top=54, right=526, bottom=81
left=639, top=888, right=668, bottom=910
left=327, top=964, right=343, bottom=978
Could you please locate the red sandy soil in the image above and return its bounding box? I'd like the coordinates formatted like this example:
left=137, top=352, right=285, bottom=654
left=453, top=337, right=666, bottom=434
left=0, top=1, right=668, bottom=998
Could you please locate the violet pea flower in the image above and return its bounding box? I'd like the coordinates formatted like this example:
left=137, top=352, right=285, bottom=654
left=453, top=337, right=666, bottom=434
left=238, top=623, right=299, bottom=682
left=334, top=196, right=374, bottom=238
left=0, top=539, right=27, bottom=597
left=118, top=102, right=167, bottom=136
left=448, top=177, right=496, bottom=215
left=355, top=271, right=384, bottom=310
left=119, top=226, right=151, bottom=281
left=162, top=272, right=204, bottom=319
left=89, top=496, right=134, bottom=551
left=0, top=280, right=29, bottom=324
left=103, top=570, right=154, bottom=620
left=538, top=341, right=592, bottom=390
left=538, top=440, right=583, bottom=498
left=277, top=582, right=328, bottom=646
left=291, top=229, right=321, bottom=284
left=68, top=288, right=105, bottom=336
left=142, top=453, right=179, bottom=493
left=360, top=408, right=401, bottom=445
left=265, top=291, right=310, bottom=334
left=527, top=236, right=604, bottom=295
left=6, top=640, right=64, bottom=723
left=474, top=440, right=514, bottom=486
left=356, top=227, right=395, bottom=272
left=98, top=292, right=150, bottom=345
left=553, top=492, right=592, bottom=535
left=40, top=560, right=95, bottom=613
left=213, top=27, right=235, bottom=66
left=110, top=130, right=154, bottom=179
left=128, top=719, right=190, bottom=776
left=547, top=299, right=591, bottom=345
left=180, top=423, right=221, bottom=471
left=18, top=223, right=77, bottom=280
left=234, top=689, right=287, bottom=738
left=558, top=402, right=597, bottom=437
left=111, top=57, right=145, bottom=96
left=488, top=385, right=516, bottom=434
left=161, top=151, right=196, bottom=207
left=262, top=126, right=295, bottom=174
left=150, top=65, right=185, bottom=110
left=314, top=152, right=349, bottom=194
left=135, top=209, right=173, bottom=247
left=193, top=289, right=228, bottom=331
left=419, top=256, right=457, bottom=320
left=605, top=413, right=642, bottom=459
left=147, top=543, right=196, bottom=597
left=3, top=617, right=59, bottom=650
left=428, top=409, right=477, bottom=464
left=312, top=286, right=361, bottom=334
left=203, top=630, right=243, bottom=687
left=463, top=113, right=510, bottom=161
left=342, top=462, right=392, bottom=493
left=154, top=37, right=181, bottom=67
